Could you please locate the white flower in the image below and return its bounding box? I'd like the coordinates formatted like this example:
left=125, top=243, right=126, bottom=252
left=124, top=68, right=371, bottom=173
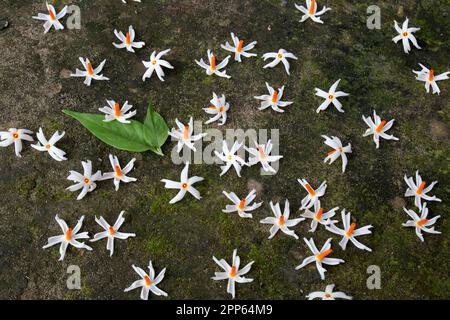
left=404, top=171, right=441, bottom=210
left=262, top=49, right=298, bottom=75
left=101, top=154, right=137, bottom=191
left=260, top=200, right=305, bottom=240
left=113, top=25, right=145, bottom=52
left=212, top=249, right=254, bottom=299
left=322, top=135, right=352, bottom=173
left=31, top=128, right=67, bottom=161
left=413, top=64, right=450, bottom=95
left=161, top=162, right=204, bottom=204
left=168, top=117, right=207, bottom=153
left=245, top=139, right=283, bottom=174
left=0, top=128, right=33, bottom=157
left=221, top=32, right=257, bottom=62
left=295, top=0, right=331, bottom=24
left=392, top=18, right=421, bottom=54
left=122, top=0, right=141, bottom=3
left=306, top=284, right=352, bottom=300
left=90, top=211, right=136, bottom=256
left=402, top=203, right=441, bottom=242
left=42, top=215, right=92, bottom=261
left=315, top=79, right=349, bottom=113
left=222, top=189, right=263, bottom=219
left=295, top=238, right=344, bottom=280
left=214, top=140, right=247, bottom=177
left=70, top=57, right=109, bottom=86
left=98, top=100, right=136, bottom=124
left=32, top=2, right=67, bottom=33
left=142, top=49, right=174, bottom=82
left=326, top=209, right=373, bottom=252
left=203, top=93, right=229, bottom=125
left=66, top=160, right=102, bottom=200
left=301, top=202, right=338, bottom=232
left=124, top=261, right=168, bottom=300
left=362, top=111, right=399, bottom=149
left=195, top=50, right=231, bottom=78
left=298, top=179, right=327, bottom=210
left=254, top=82, right=293, bottom=113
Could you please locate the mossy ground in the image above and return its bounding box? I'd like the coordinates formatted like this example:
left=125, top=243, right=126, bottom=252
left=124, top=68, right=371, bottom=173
left=0, top=0, right=448, bottom=299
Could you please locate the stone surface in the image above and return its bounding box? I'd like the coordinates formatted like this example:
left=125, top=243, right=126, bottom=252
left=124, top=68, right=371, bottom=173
left=0, top=0, right=448, bottom=300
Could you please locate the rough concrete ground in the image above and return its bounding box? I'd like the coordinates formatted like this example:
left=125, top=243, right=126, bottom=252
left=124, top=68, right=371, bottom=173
left=0, top=0, right=449, bottom=299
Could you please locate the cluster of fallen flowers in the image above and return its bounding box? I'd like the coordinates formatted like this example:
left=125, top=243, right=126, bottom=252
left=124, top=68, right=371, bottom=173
left=0, top=0, right=445, bottom=301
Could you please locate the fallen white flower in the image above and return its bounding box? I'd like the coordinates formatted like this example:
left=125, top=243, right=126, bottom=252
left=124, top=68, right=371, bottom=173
left=161, top=162, right=204, bottom=204
left=222, top=189, right=262, bottom=219
left=31, top=128, right=67, bottom=161
left=42, top=215, right=92, bottom=261
left=91, top=211, right=136, bottom=256
left=212, top=249, right=254, bottom=299
left=70, top=57, right=109, bottom=86
left=124, top=261, right=168, bottom=300
left=66, top=160, right=102, bottom=200
left=262, top=49, right=298, bottom=75
left=0, top=128, right=33, bottom=157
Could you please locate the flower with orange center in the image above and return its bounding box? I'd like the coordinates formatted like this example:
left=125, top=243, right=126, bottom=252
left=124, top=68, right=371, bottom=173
left=295, top=0, right=331, bottom=24
left=99, top=100, right=137, bottom=124
left=32, top=2, right=68, bottom=34
left=262, top=49, right=298, bottom=75
left=362, top=110, right=399, bottom=149
left=101, top=154, right=137, bottom=191
left=402, top=203, right=441, bottom=242
left=91, top=211, right=136, bottom=256
left=221, top=33, right=257, bottom=62
left=66, top=160, right=102, bottom=200
left=307, top=284, right=352, bottom=300
left=222, top=189, right=263, bottom=219
left=168, top=117, right=207, bottom=153
left=413, top=63, right=450, bottom=95
left=70, top=57, right=109, bottom=86
left=393, top=18, right=421, bottom=54
left=32, top=128, right=67, bottom=161
left=214, top=140, right=247, bottom=177
left=322, top=135, right=352, bottom=173
left=301, top=203, right=338, bottom=232
left=142, top=49, right=174, bottom=82
left=1, top=128, right=34, bottom=158
left=298, top=178, right=327, bottom=210
left=124, top=261, right=168, bottom=300
left=295, top=238, right=344, bottom=280
left=326, top=209, right=373, bottom=251
left=196, top=49, right=231, bottom=78
left=254, top=82, right=293, bottom=113
left=246, top=139, right=283, bottom=174
left=404, top=171, right=441, bottom=210
left=161, top=162, right=204, bottom=204
left=113, top=25, right=145, bottom=53
left=315, top=79, right=349, bottom=113
left=212, top=249, right=254, bottom=299
left=260, top=200, right=304, bottom=240
left=203, top=92, right=230, bottom=126
left=42, top=215, right=92, bottom=261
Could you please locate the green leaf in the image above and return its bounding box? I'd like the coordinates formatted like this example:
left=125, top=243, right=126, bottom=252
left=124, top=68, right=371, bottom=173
left=63, top=109, right=154, bottom=153
left=143, top=99, right=169, bottom=155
